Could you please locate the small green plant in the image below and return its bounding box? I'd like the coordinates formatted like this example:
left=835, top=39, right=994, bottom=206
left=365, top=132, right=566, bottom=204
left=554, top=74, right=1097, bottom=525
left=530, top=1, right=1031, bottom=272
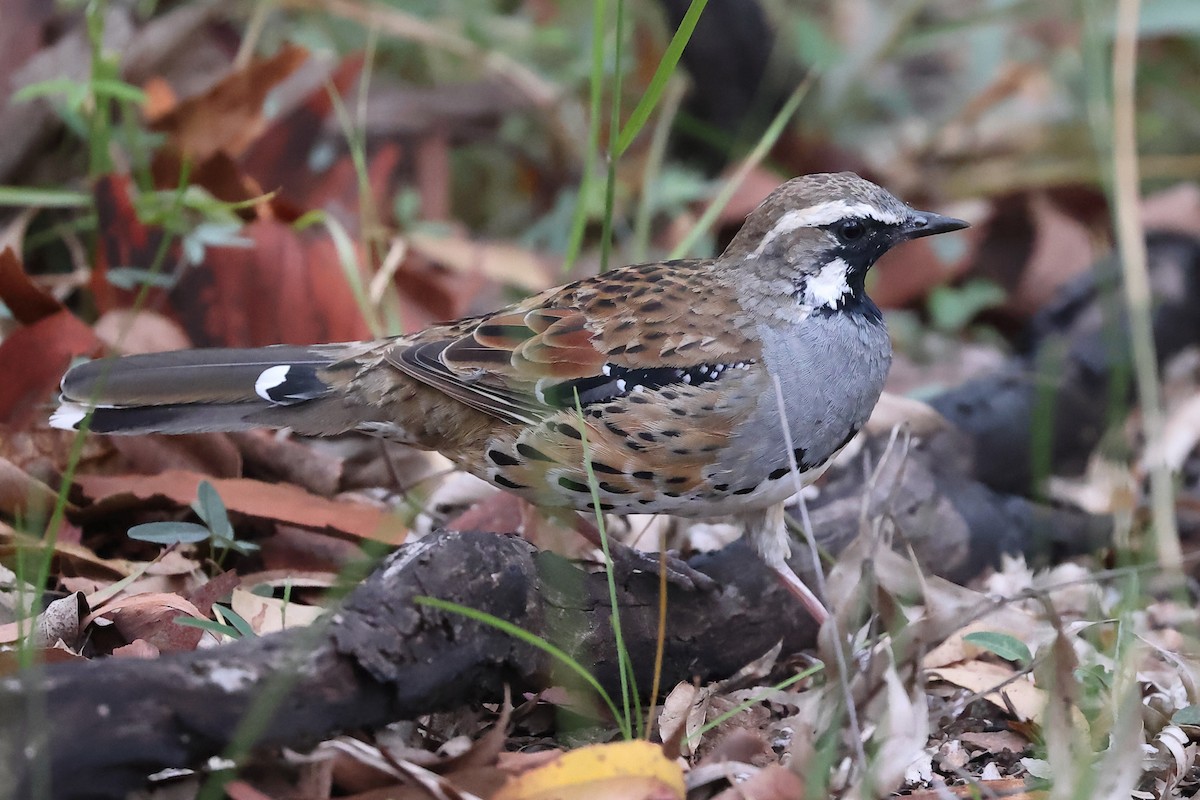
left=963, top=630, right=1034, bottom=666
left=176, top=603, right=257, bottom=641
left=127, top=480, right=259, bottom=567
left=925, top=278, right=1007, bottom=334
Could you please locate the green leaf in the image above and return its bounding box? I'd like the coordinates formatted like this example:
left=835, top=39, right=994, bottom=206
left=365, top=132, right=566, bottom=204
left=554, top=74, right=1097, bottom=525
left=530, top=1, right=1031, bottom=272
left=1172, top=704, right=1200, bottom=725
left=927, top=279, right=1006, bottom=333
left=964, top=631, right=1033, bottom=665
left=89, top=78, right=146, bottom=104
left=105, top=267, right=176, bottom=290
left=14, top=78, right=87, bottom=105
left=213, top=603, right=257, bottom=639
left=127, top=521, right=211, bottom=545
left=174, top=615, right=241, bottom=639
left=193, top=480, right=235, bottom=545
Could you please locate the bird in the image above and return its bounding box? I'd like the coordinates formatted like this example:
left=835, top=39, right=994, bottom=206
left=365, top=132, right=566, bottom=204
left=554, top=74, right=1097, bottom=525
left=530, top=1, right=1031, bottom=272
left=51, top=172, right=968, bottom=624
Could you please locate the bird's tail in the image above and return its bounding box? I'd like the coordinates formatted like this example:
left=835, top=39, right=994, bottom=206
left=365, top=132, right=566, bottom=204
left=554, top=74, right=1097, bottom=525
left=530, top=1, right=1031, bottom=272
left=51, top=343, right=371, bottom=435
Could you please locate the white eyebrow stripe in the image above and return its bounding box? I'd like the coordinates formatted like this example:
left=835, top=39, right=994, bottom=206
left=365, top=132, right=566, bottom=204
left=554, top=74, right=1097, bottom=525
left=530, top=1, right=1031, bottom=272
left=752, top=200, right=906, bottom=256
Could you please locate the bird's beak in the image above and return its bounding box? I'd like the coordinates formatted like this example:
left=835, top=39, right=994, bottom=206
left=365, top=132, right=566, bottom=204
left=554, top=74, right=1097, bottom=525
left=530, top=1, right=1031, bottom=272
left=902, top=210, right=970, bottom=240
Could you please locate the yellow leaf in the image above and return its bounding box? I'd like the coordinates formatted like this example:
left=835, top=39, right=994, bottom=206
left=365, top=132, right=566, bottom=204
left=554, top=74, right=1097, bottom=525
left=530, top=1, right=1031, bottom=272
left=494, top=740, right=684, bottom=800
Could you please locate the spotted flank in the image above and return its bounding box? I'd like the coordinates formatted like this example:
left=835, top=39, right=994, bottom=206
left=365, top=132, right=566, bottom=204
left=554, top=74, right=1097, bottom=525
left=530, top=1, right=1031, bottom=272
left=538, top=360, right=755, bottom=407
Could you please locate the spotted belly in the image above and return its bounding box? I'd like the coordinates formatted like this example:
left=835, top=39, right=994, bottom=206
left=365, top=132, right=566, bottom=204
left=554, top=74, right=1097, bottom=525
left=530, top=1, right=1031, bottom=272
left=470, top=370, right=858, bottom=518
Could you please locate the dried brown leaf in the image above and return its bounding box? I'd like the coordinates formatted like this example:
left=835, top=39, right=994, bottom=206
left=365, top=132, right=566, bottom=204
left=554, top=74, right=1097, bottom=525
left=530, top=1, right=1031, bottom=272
left=0, top=309, right=101, bottom=428
left=74, top=469, right=404, bottom=543
left=149, top=44, right=309, bottom=162
left=709, top=764, right=803, bottom=800
left=407, top=232, right=552, bottom=293
left=0, top=246, right=63, bottom=324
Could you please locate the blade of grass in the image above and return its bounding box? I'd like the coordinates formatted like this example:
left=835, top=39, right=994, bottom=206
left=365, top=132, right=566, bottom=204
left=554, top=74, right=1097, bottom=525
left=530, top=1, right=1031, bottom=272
left=688, top=662, right=824, bottom=741
left=615, top=0, right=708, bottom=157
left=574, top=393, right=640, bottom=739
left=598, top=0, right=627, bottom=273
left=561, top=0, right=609, bottom=271
left=1110, top=0, right=1181, bottom=576
left=669, top=79, right=811, bottom=260
left=0, top=187, right=92, bottom=208
left=770, top=373, right=868, bottom=777
left=414, top=595, right=625, bottom=729
left=643, top=538, right=668, bottom=739
left=632, top=77, right=687, bottom=262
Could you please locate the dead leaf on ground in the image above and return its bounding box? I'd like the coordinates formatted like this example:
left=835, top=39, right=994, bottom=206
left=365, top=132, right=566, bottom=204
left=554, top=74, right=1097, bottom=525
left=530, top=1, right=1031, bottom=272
left=86, top=591, right=205, bottom=652
left=170, top=219, right=372, bottom=347
left=0, top=454, right=63, bottom=520
left=92, top=308, right=192, bottom=354
left=924, top=611, right=1045, bottom=670
left=0, top=591, right=87, bottom=647
left=658, top=681, right=700, bottom=758
left=110, top=638, right=160, bottom=659
left=407, top=231, right=552, bottom=293
left=0, top=642, right=86, bottom=676
left=959, top=730, right=1031, bottom=756
left=230, top=578, right=327, bottom=634
left=259, top=524, right=363, bottom=573
left=928, top=661, right=1046, bottom=722
left=148, top=44, right=309, bottom=162
left=0, top=246, right=64, bottom=324
left=0, top=526, right=134, bottom=584
left=0, top=309, right=102, bottom=428
left=229, top=430, right=344, bottom=497
left=105, top=432, right=242, bottom=480
left=242, top=54, right=364, bottom=206
left=74, top=469, right=404, bottom=543
left=710, top=764, right=804, bottom=800
left=1011, top=192, right=1098, bottom=315
left=493, top=739, right=684, bottom=800
left=900, top=777, right=1042, bottom=799
left=90, top=173, right=178, bottom=314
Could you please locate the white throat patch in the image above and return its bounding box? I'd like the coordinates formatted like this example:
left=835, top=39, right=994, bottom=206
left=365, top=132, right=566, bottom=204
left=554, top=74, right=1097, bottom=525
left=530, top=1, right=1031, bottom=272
left=803, top=257, right=853, bottom=309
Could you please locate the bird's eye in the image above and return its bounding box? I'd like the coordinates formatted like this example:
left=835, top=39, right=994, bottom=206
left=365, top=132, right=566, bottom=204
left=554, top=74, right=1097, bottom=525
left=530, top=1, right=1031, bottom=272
left=837, top=219, right=866, bottom=242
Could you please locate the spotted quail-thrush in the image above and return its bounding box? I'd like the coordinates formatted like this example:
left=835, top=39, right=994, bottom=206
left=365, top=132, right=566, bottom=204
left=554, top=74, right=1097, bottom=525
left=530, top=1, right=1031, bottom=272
left=52, top=172, right=968, bottom=623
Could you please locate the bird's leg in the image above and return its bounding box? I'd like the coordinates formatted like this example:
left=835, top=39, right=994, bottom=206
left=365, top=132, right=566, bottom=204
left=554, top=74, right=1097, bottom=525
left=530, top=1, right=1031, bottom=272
left=740, top=502, right=829, bottom=625
left=572, top=514, right=717, bottom=592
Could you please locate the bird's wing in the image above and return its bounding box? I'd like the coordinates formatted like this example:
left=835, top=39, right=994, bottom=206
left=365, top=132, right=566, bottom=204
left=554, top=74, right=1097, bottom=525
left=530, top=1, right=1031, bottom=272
left=384, top=260, right=760, bottom=425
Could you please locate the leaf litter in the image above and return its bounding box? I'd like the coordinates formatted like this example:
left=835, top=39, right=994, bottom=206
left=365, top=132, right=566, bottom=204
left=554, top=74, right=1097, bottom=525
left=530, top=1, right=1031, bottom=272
left=0, top=1, right=1199, bottom=798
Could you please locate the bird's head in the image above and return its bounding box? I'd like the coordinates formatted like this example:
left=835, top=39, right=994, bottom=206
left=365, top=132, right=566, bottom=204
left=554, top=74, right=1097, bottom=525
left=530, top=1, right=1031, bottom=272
left=723, top=172, right=968, bottom=314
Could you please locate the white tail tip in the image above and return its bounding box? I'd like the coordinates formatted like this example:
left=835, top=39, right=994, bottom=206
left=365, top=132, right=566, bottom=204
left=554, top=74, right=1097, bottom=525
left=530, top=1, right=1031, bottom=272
left=49, top=402, right=90, bottom=431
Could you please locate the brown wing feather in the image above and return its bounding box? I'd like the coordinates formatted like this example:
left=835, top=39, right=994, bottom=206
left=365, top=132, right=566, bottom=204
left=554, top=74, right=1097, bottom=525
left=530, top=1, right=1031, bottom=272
left=384, top=259, right=761, bottom=425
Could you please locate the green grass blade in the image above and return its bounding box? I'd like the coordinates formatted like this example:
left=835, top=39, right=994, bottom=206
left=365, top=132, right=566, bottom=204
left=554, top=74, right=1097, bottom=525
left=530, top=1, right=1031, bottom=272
left=414, top=595, right=625, bottom=729
left=689, top=663, right=823, bottom=740
left=0, top=186, right=92, bottom=208
left=615, top=0, right=708, bottom=157
left=573, top=394, right=640, bottom=739
left=598, top=0, right=626, bottom=274
left=669, top=79, right=811, bottom=260
left=175, top=615, right=242, bottom=640
left=561, top=0, right=610, bottom=272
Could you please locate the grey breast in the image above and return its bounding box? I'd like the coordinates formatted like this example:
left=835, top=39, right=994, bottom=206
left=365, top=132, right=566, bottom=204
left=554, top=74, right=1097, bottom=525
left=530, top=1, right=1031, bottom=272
left=727, top=312, right=892, bottom=480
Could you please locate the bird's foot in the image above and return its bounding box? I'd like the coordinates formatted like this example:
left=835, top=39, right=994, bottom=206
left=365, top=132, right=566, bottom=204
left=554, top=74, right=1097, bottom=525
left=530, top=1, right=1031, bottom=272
left=604, top=541, right=718, bottom=592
